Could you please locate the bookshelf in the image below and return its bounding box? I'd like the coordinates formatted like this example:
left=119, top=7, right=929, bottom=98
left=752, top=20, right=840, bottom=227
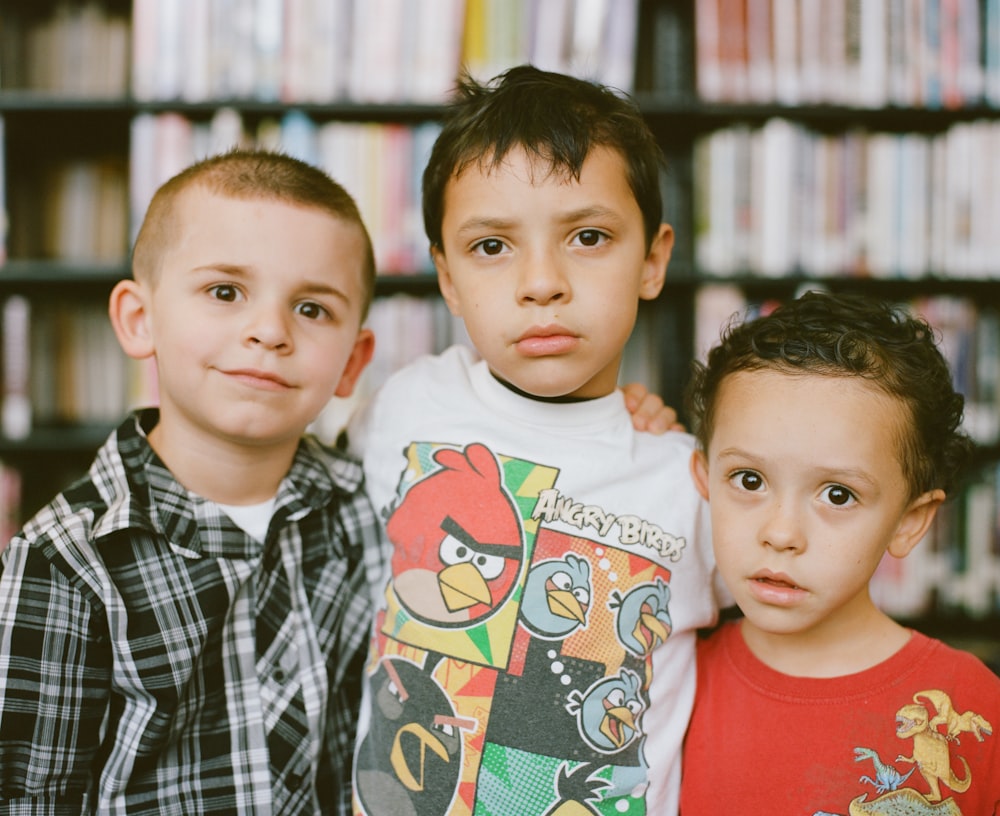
left=0, top=0, right=998, bottom=668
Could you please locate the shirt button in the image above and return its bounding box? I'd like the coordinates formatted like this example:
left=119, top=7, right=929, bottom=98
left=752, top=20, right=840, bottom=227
left=274, top=668, right=286, bottom=683
left=287, top=771, right=304, bottom=791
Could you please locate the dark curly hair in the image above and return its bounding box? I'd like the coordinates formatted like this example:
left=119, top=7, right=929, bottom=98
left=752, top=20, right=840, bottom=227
left=685, top=290, right=974, bottom=498
left=422, top=64, right=665, bottom=253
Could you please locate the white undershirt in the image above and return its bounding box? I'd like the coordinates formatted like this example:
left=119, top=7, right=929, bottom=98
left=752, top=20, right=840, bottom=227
left=216, top=497, right=276, bottom=542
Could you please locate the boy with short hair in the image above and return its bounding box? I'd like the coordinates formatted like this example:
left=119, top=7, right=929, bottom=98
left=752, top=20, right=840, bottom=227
left=349, top=65, right=724, bottom=815
left=0, top=149, right=380, bottom=814
left=680, top=291, right=1000, bottom=813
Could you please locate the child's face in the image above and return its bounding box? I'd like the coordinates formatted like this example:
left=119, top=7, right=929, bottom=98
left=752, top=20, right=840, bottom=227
left=432, top=145, right=670, bottom=399
left=136, top=188, right=373, bottom=452
left=691, top=368, right=939, bottom=649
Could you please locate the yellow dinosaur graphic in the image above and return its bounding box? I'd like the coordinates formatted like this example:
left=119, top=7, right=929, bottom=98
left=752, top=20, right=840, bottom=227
left=831, top=689, right=992, bottom=815
left=895, top=691, right=975, bottom=803
left=915, top=689, right=993, bottom=745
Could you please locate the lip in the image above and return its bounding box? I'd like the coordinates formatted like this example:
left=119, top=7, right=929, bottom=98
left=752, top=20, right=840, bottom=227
left=222, top=368, right=293, bottom=390
left=514, top=324, right=579, bottom=356
left=747, top=569, right=808, bottom=606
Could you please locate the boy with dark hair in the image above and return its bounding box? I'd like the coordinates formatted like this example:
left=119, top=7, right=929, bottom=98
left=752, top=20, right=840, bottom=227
left=681, top=290, right=1000, bottom=813
left=349, top=65, right=724, bottom=815
left=0, top=149, right=379, bottom=814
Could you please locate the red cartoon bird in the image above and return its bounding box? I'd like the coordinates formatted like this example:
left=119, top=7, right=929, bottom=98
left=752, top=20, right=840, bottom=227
left=386, top=442, right=525, bottom=625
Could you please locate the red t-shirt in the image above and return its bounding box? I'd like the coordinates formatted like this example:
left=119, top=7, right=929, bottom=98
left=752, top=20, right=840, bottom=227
left=680, top=622, right=1000, bottom=815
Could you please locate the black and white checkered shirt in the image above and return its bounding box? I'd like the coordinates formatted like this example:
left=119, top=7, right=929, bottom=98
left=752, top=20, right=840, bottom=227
left=0, top=410, right=380, bottom=815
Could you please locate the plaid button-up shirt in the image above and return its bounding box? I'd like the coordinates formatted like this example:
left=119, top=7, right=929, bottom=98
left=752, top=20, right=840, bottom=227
left=0, top=410, right=380, bottom=815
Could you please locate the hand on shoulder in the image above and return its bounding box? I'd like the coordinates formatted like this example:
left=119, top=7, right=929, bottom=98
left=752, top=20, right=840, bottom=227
left=621, top=382, right=684, bottom=434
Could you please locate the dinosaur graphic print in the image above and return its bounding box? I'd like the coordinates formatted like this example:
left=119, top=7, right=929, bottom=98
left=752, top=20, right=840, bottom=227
left=819, top=689, right=993, bottom=816
left=354, top=441, right=681, bottom=816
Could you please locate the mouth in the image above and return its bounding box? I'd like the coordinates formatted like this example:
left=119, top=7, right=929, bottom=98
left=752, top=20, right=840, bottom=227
left=514, top=325, right=579, bottom=356
left=222, top=368, right=293, bottom=390
left=747, top=570, right=807, bottom=605
left=751, top=571, right=801, bottom=590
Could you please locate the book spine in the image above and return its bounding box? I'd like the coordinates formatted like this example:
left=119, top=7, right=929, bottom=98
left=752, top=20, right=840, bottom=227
left=688, top=0, right=1000, bottom=108
left=1, top=295, right=31, bottom=441
left=0, top=116, right=5, bottom=266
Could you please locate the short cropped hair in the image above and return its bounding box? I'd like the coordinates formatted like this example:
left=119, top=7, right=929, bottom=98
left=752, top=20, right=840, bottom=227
left=132, top=149, right=377, bottom=319
left=686, top=291, right=974, bottom=498
left=422, top=64, right=665, bottom=252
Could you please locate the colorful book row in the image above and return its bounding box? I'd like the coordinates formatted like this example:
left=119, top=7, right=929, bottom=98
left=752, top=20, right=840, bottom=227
left=694, top=118, right=1000, bottom=280
left=129, top=110, right=441, bottom=274
left=128, top=0, right=638, bottom=104
left=695, top=0, right=1000, bottom=108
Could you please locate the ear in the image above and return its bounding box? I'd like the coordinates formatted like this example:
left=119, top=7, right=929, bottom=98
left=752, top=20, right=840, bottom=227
left=333, top=328, right=376, bottom=398
left=639, top=223, right=673, bottom=301
left=108, top=278, right=156, bottom=360
left=886, top=489, right=945, bottom=559
left=690, top=449, right=710, bottom=501
left=432, top=246, right=462, bottom=317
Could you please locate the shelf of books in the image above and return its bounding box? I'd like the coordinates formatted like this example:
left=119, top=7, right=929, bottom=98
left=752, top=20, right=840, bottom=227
left=0, top=0, right=998, bottom=662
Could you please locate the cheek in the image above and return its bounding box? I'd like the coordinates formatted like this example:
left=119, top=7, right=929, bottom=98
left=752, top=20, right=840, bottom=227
left=708, top=515, right=745, bottom=564
left=462, top=308, right=500, bottom=341
left=153, top=324, right=198, bottom=358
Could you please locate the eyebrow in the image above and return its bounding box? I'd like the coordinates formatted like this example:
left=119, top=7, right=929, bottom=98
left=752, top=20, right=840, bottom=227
left=558, top=205, right=623, bottom=223
left=714, top=446, right=762, bottom=464
left=454, top=206, right=623, bottom=237
left=433, top=713, right=478, bottom=731
left=383, top=659, right=408, bottom=700
left=440, top=516, right=519, bottom=557
left=453, top=216, right=516, bottom=236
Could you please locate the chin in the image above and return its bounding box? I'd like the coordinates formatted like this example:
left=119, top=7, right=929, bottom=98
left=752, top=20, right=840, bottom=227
left=490, top=370, right=569, bottom=400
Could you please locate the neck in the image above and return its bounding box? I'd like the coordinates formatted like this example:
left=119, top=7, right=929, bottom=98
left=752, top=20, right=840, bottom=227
left=739, top=603, right=911, bottom=678
left=146, top=422, right=296, bottom=505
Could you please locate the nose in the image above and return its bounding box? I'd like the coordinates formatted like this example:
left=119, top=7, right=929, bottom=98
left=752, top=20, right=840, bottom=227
left=758, top=501, right=805, bottom=553
left=245, top=303, right=292, bottom=351
left=515, top=249, right=570, bottom=306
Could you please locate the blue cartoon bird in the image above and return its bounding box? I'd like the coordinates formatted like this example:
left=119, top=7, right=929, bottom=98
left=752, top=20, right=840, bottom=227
left=565, top=670, right=644, bottom=753
left=520, top=553, right=592, bottom=638
left=611, top=578, right=672, bottom=658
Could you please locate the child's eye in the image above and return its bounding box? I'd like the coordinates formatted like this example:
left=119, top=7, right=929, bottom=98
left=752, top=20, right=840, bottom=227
left=573, top=229, right=608, bottom=247
left=730, top=470, right=764, bottom=492
left=822, top=485, right=856, bottom=507
left=295, top=301, right=331, bottom=321
left=472, top=238, right=507, bottom=256
left=208, top=284, right=242, bottom=302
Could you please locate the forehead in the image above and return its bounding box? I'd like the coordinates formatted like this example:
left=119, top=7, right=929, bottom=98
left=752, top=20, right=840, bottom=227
left=713, top=368, right=909, bottom=458
left=717, top=367, right=901, bottom=416
left=452, top=144, right=631, bottom=194
left=170, top=187, right=356, bottom=249
left=164, top=188, right=368, bottom=285
left=171, top=185, right=337, bottom=228
left=443, top=145, right=638, bottom=224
